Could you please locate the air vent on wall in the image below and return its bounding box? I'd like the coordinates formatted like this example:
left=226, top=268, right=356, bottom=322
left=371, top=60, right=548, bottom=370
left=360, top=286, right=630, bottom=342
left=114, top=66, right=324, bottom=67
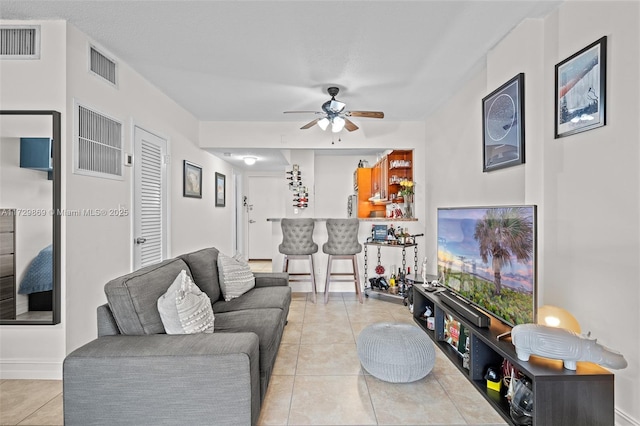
left=0, top=26, right=40, bottom=59
left=89, top=46, right=117, bottom=86
left=75, top=104, right=123, bottom=180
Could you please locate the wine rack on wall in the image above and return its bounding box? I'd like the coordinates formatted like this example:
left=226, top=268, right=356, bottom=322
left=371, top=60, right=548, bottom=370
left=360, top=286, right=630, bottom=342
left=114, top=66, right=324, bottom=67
left=287, top=164, right=308, bottom=209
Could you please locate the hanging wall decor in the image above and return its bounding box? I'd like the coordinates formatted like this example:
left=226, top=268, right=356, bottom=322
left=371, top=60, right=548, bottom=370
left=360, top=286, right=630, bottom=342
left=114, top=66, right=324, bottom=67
left=183, top=161, right=202, bottom=198
left=215, top=172, right=226, bottom=207
left=482, top=73, right=525, bottom=172
left=555, top=36, right=607, bottom=138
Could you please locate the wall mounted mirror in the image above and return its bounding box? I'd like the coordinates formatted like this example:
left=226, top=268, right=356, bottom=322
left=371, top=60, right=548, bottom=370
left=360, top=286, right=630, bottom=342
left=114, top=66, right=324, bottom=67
left=0, top=110, right=61, bottom=325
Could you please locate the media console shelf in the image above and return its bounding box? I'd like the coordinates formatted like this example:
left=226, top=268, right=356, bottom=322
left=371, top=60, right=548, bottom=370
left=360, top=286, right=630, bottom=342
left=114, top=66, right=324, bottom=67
left=412, top=284, right=614, bottom=426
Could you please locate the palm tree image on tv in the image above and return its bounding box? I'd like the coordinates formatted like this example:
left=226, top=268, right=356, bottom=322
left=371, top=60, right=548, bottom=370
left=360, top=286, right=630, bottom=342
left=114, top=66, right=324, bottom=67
left=437, top=206, right=536, bottom=325
left=473, top=207, right=533, bottom=295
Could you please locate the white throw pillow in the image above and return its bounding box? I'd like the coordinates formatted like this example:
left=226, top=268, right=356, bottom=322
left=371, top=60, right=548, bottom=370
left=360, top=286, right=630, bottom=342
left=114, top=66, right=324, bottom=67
left=217, top=252, right=255, bottom=301
left=157, top=270, right=215, bottom=334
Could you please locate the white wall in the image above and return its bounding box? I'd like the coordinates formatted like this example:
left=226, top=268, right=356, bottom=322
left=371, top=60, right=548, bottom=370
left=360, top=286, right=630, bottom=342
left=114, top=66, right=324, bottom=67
left=0, top=20, right=67, bottom=379
left=543, top=3, right=639, bottom=424
left=0, top=20, right=236, bottom=379
left=314, top=154, right=374, bottom=219
left=64, top=23, right=234, bottom=356
left=425, top=4, right=640, bottom=424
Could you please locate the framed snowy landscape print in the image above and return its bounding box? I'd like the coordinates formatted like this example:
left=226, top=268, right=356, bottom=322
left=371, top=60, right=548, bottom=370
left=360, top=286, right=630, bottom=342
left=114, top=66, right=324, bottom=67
left=555, top=36, right=607, bottom=138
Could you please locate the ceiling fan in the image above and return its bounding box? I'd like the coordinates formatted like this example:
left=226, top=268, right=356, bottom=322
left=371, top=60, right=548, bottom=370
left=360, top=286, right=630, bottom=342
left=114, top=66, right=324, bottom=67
left=284, top=87, right=384, bottom=132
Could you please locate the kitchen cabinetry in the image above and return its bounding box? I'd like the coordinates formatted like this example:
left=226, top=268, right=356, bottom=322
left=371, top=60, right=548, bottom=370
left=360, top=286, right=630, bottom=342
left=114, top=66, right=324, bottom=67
left=412, top=285, right=615, bottom=426
left=371, top=155, right=388, bottom=199
left=354, top=168, right=385, bottom=218
left=386, top=150, right=413, bottom=202
left=371, top=150, right=413, bottom=203
left=354, top=150, right=414, bottom=218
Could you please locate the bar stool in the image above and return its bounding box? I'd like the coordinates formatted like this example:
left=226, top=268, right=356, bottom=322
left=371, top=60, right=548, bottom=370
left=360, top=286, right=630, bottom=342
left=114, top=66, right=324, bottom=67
left=279, top=218, right=318, bottom=303
left=323, top=218, right=363, bottom=304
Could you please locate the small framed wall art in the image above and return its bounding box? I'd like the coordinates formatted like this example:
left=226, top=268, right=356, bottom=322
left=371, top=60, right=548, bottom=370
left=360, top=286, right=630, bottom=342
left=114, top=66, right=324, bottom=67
left=482, top=73, right=525, bottom=172
left=183, top=160, right=202, bottom=198
left=555, top=36, right=607, bottom=138
left=215, top=172, right=226, bottom=207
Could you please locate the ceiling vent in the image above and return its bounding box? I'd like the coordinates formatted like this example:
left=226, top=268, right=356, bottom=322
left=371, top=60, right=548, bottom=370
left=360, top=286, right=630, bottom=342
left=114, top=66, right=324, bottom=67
left=75, top=104, right=123, bottom=180
left=0, top=26, right=40, bottom=59
left=89, top=45, right=117, bottom=86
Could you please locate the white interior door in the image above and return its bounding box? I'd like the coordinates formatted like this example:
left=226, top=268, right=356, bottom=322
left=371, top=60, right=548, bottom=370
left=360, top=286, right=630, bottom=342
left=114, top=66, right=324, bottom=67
left=247, top=176, right=283, bottom=260
left=133, top=126, right=168, bottom=269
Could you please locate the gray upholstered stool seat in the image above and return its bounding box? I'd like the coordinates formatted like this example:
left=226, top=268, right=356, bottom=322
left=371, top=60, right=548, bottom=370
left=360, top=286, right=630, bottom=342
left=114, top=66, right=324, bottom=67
left=323, top=218, right=363, bottom=304
left=279, top=218, right=318, bottom=303
left=356, top=322, right=435, bottom=383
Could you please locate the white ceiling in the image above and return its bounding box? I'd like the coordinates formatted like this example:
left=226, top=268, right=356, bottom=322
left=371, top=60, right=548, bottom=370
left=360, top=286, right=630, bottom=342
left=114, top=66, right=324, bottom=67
left=0, top=0, right=562, bottom=169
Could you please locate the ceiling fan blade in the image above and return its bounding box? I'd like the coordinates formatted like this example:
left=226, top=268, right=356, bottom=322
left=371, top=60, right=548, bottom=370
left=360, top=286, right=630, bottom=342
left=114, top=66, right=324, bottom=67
left=284, top=111, right=323, bottom=114
left=347, top=111, right=384, bottom=119
left=344, top=118, right=359, bottom=132
left=300, top=118, right=320, bottom=129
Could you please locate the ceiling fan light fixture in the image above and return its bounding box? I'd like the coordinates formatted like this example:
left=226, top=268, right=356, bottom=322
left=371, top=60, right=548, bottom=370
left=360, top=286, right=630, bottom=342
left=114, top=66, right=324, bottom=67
left=284, top=86, right=383, bottom=133
left=243, top=156, right=257, bottom=165
left=318, top=117, right=330, bottom=131
left=332, top=116, right=345, bottom=133
left=329, top=99, right=346, bottom=113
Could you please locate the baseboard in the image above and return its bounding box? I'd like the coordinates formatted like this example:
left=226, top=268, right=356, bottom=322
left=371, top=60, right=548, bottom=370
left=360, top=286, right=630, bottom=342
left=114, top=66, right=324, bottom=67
left=0, top=359, right=62, bottom=380
left=617, top=408, right=640, bottom=426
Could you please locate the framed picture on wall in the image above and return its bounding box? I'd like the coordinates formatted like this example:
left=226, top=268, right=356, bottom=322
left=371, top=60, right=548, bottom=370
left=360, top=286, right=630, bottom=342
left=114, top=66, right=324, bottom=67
left=183, top=161, right=202, bottom=198
left=555, top=36, right=607, bottom=138
left=482, top=73, right=525, bottom=172
left=215, top=172, right=226, bottom=207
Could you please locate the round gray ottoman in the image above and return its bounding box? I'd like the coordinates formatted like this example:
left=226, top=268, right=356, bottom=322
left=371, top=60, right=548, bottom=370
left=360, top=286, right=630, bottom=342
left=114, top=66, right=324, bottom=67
left=356, top=322, right=435, bottom=383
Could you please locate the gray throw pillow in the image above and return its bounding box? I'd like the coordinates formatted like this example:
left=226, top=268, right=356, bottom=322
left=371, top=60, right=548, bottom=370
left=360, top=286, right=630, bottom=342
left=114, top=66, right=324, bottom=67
left=157, top=270, right=215, bottom=334
left=217, top=252, right=255, bottom=301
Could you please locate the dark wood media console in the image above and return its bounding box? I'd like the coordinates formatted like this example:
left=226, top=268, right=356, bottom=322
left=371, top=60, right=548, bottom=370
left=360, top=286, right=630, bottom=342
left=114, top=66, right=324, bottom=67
left=412, top=284, right=614, bottom=426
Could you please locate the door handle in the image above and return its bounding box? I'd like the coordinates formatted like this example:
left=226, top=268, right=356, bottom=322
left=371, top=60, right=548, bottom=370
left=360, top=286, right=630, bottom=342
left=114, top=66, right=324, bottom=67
left=135, top=237, right=147, bottom=244
left=249, top=220, right=256, bottom=224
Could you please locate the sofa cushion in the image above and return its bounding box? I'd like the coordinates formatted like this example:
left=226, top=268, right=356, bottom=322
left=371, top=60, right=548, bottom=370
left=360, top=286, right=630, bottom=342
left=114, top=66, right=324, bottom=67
left=157, top=270, right=215, bottom=334
left=212, top=286, right=291, bottom=314
left=105, top=258, right=191, bottom=335
left=178, top=247, right=222, bottom=303
left=214, top=308, right=286, bottom=399
left=217, top=253, right=255, bottom=301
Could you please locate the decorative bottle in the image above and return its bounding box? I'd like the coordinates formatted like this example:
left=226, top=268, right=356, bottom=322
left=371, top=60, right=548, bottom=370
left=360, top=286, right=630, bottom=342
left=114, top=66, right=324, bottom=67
left=421, top=257, right=428, bottom=284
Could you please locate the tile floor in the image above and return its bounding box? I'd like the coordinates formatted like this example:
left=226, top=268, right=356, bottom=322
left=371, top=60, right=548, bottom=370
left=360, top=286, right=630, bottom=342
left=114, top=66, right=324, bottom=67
left=0, top=261, right=507, bottom=426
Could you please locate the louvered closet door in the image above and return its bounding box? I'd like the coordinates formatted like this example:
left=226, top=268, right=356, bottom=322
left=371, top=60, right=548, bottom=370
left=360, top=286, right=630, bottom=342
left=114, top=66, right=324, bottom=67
left=133, top=127, right=168, bottom=269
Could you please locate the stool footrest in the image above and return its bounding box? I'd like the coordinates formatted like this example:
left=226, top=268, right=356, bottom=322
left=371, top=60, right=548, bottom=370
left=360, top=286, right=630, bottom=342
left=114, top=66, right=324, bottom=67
left=283, top=253, right=317, bottom=303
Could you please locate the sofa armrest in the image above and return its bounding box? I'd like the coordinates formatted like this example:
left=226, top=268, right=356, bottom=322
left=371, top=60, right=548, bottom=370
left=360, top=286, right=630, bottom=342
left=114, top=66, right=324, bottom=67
left=63, top=333, right=260, bottom=426
left=97, top=303, right=120, bottom=336
left=254, top=272, right=289, bottom=287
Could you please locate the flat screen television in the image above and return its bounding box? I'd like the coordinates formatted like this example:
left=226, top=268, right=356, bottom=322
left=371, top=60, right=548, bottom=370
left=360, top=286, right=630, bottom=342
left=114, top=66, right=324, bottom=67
left=437, top=205, right=537, bottom=326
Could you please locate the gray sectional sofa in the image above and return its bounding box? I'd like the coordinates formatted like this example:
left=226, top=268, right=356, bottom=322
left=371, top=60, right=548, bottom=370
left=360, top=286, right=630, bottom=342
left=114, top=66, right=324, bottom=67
left=63, top=247, right=291, bottom=426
